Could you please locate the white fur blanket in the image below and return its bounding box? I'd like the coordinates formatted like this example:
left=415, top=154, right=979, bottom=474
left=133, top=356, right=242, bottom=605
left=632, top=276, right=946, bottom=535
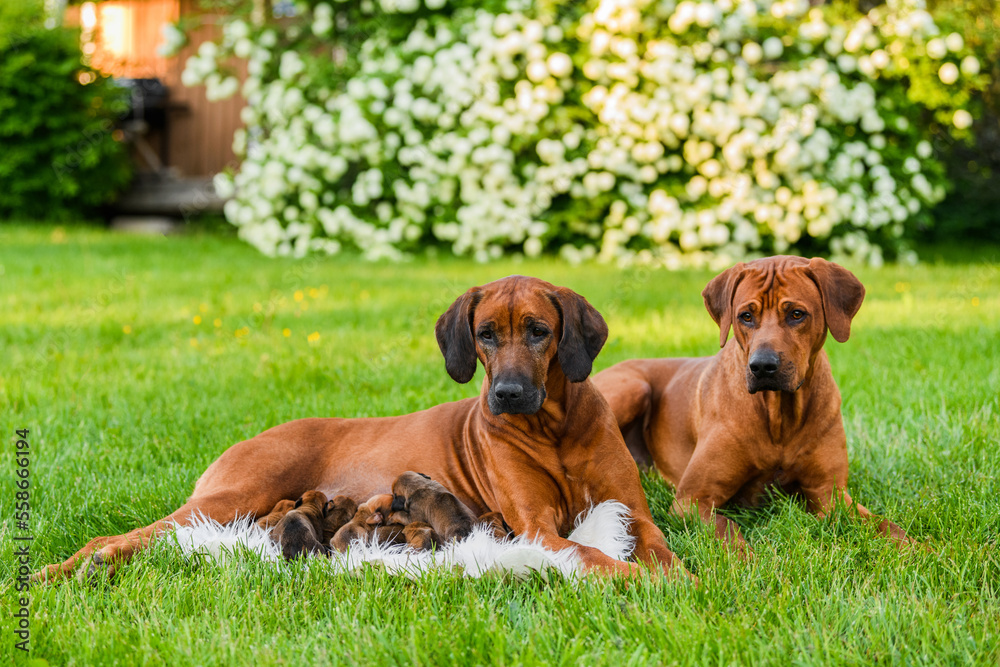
left=168, top=501, right=635, bottom=579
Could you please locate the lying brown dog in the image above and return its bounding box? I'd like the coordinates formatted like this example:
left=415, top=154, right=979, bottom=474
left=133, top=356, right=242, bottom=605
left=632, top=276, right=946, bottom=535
left=322, top=495, right=359, bottom=544
left=271, top=490, right=329, bottom=560
left=36, top=276, right=687, bottom=582
left=329, top=494, right=394, bottom=552
left=256, top=499, right=295, bottom=530
left=388, top=471, right=478, bottom=542
left=593, top=256, right=912, bottom=552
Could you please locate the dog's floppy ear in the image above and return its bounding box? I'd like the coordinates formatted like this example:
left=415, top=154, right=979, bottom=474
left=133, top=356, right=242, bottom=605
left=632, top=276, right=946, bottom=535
left=548, top=287, right=609, bottom=383
left=806, top=258, right=865, bottom=343
left=702, top=263, right=746, bottom=347
left=435, top=287, right=481, bottom=384
left=366, top=511, right=383, bottom=525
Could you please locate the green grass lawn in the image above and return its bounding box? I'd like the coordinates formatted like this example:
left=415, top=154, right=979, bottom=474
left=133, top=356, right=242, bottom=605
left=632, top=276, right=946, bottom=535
left=1, top=224, right=998, bottom=666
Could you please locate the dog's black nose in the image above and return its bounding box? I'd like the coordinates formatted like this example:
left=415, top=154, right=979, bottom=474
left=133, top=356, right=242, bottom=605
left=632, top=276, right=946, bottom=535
left=493, top=381, right=523, bottom=402
left=749, top=350, right=780, bottom=378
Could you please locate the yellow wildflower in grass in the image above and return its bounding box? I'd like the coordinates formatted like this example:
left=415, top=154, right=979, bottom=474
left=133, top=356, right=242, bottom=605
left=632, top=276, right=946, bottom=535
left=214, top=318, right=222, bottom=328
left=122, top=325, right=132, bottom=334
left=307, top=332, right=320, bottom=343
left=895, top=282, right=911, bottom=293
left=294, top=290, right=304, bottom=302
left=972, top=297, right=980, bottom=307
left=282, top=328, right=292, bottom=337
left=189, top=338, right=198, bottom=347
left=308, top=288, right=319, bottom=299
left=199, top=304, right=209, bottom=313
left=193, top=316, right=202, bottom=325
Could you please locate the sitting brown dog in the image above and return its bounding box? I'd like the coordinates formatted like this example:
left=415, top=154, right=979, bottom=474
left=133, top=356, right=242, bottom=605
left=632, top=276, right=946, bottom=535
left=322, top=495, right=359, bottom=544
left=477, top=511, right=513, bottom=541
left=256, top=499, right=295, bottom=530
left=271, top=490, right=329, bottom=560
left=593, top=256, right=913, bottom=552
left=330, top=494, right=394, bottom=552
left=388, top=471, right=478, bottom=543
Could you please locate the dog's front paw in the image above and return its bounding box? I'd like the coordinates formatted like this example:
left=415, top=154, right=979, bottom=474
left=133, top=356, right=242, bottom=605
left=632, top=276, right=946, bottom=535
left=76, top=550, right=116, bottom=585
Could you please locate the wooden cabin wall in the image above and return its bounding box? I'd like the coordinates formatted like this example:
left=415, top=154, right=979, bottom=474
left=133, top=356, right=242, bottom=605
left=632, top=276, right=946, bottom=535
left=66, top=0, right=245, bottom=177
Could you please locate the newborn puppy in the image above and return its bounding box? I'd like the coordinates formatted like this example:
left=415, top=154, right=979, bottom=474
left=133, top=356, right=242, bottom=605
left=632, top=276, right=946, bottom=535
left=271, top=490, right=329, bottom=560
left=389, top=471, right=477, bottom=542
left=322, top=495, right=358, bottom=544
left=256, top=499, right=295, bottom=530
left=330, top=494, right=394, bottom=552
left=371, top=523, right=408, bottom=546
left=403, top=522, right=439, bottom=550
left=477, top=511, right=513, bottom=540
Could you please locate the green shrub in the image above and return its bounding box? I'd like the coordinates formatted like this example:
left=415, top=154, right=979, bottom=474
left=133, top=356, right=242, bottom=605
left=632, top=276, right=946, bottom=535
left=179, top=0, right=990, bottom=266
left=0, top=7, right=131, bottom=221
left=924, top=0, right=1000, bottom=241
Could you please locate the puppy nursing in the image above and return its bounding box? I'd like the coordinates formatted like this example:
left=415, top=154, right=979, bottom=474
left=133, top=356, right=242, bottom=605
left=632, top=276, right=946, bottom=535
left=263, top=472, right=506, bottom=559
left=256, top=499, right=295, bottom=530
left=322, top=495, right=359, bottom=543
left=329, top=494, right=395, bottom=552
left=269, top=491, right=328, bottom=560
left=388, top=471, right=477, bottom=542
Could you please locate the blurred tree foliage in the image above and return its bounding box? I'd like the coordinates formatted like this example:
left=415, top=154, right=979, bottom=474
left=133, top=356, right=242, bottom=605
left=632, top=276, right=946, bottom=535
left=0, top=0, right=132, bottom=221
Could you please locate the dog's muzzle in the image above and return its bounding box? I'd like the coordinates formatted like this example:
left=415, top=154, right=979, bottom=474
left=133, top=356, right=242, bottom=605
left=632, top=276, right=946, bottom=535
left=746, top=349, right=796, bottom=393
left=487, top=376, right=545, bottom=415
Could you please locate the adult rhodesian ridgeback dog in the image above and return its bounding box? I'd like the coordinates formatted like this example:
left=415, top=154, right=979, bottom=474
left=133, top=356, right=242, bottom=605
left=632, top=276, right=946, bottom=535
left=35, top=275, right=687, bottom=582
left=593, top=256, right=913, bottom=552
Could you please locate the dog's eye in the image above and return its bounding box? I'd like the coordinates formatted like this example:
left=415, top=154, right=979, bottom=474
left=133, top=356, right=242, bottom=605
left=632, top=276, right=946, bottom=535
left=478, top=330, right=492, bottom=341
left=739, top=312, right=753, bottom=323
left=531, top=327, right=549, bottom=338
left=790, top=309, right=805, bottom=320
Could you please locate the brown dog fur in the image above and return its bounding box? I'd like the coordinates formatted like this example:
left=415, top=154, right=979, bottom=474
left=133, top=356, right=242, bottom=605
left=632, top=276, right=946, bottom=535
left=477, top=511, right=514, bottom=540
left=593, top=256, right=913, bottom=552
left=256, top=499, right=295, bottom=530
left=329, top=494, right=394, bottom=552
left=322, top=495, right=359, bottom=543
left=36, top=276, right=687, bottom=583
left=270, top=490, right=329, bottom=560
left=371, top=524, right=408, bottom=546
left=403, top=522, right=439, bottom=550
left=388, top=471, right=478, bottom=543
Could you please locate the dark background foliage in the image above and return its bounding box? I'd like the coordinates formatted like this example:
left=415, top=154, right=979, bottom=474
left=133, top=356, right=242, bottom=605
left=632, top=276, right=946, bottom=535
left=0, top=2, right=132, bottom=222
left=849, top=0, right=1000, bottom=241
left=926, top=0, right=1000, bottom=242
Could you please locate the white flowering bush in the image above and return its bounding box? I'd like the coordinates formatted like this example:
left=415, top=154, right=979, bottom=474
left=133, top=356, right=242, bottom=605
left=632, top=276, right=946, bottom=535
left=174, top=0, right=987, bottom=266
